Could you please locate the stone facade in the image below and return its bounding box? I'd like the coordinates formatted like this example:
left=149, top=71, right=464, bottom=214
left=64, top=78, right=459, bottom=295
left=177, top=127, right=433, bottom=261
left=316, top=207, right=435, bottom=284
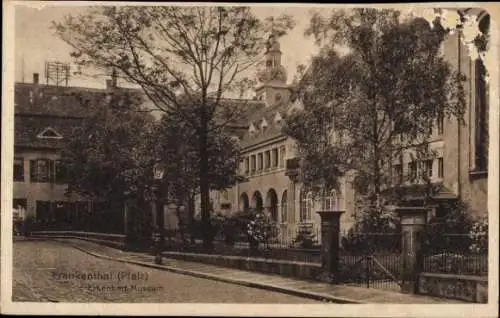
left=207, top=9, right=490, bottom=242
left=438, top=10, right=489, bottom=218
left=206, top=35, right=357, bottom=242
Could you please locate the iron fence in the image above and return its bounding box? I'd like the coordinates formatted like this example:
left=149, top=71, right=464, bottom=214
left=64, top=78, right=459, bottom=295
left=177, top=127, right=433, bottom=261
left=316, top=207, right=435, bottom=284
left=422, top=233, right=488, bottom=276
left=167, top=225, right=322, bottom=263
left=337, top=232, right=403, bottom=291
left=338, top=253, right=402, bottom=291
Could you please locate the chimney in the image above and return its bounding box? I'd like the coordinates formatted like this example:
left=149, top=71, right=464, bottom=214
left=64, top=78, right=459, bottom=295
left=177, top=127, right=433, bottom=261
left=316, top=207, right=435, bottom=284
left=106, top=68, right=118, bottom=91
left=30, top=73, right=40, bottom=105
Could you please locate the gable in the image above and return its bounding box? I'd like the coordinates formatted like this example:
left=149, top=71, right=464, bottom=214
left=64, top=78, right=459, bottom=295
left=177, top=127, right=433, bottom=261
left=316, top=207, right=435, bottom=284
left=37, top=127, right=63, bottom=139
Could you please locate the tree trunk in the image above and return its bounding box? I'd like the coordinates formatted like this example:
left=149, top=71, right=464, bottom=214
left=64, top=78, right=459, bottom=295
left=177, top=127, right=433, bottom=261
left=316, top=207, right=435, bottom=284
left=188, top=191, right=196, bottom=244
left=199, top=117, right=213, bottom=250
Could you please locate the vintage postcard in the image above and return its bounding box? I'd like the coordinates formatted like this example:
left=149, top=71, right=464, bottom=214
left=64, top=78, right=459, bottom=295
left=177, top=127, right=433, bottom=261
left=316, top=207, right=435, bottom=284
left=1, top=1, right=499, bottom=316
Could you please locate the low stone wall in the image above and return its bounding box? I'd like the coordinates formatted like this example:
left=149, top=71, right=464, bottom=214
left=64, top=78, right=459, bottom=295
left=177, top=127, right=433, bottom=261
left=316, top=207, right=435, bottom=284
left=163, top=251, right=324, bottom=281
left=30, top=232, right=323, bottom=282
left=418, top=272, right=488, bottom=303
left=31, top=231, right=126, bottom=248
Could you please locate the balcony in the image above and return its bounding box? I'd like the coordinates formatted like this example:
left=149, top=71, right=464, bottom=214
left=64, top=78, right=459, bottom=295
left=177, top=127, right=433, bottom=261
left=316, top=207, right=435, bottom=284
left=285, top=157, right=300, bottom=178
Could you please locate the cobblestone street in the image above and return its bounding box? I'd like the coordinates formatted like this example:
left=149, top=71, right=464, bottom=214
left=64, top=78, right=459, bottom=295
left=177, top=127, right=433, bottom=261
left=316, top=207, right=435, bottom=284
left=12, top=240, right=319, bottom=303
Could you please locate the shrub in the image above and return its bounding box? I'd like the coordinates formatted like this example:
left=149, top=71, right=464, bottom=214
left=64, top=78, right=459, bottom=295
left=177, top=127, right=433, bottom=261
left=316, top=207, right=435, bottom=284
left=246, top=211, right=277, bottom=248
left=425, top=200, right=475, bottom=253
left=469, top=215, right=488, bottom=253
left=292, top=227, right=316, bottom=249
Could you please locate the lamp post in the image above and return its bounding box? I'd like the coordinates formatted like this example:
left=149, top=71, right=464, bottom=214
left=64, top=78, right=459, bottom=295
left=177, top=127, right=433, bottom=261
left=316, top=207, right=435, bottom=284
left=178, top=204, right=186, bottom=245
left=153, top=160, right=165, bottom=265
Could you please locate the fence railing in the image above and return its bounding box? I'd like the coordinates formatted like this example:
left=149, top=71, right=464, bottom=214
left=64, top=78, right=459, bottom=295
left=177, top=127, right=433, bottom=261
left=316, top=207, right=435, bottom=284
left=422, top=233, right=488, bottom=276
left=166, top=224, right=323, bottom=263
left=338, top=253, right=402, bottom=291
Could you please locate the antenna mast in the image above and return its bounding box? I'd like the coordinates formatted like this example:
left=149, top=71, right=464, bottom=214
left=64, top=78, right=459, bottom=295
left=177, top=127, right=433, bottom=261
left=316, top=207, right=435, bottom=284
left=45, top=61, right=71, bottom=87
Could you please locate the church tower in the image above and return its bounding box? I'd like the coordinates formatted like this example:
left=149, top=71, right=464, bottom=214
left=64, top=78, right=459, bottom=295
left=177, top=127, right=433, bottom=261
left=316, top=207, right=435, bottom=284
left=255, top=34, right=291, bottom=107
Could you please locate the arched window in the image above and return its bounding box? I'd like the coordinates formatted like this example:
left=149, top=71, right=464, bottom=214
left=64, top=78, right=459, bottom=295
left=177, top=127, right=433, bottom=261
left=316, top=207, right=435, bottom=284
left=299, top=190, right=313, bottom=222
left=321, top=191, right=337, bottom=211
left=281, top=190, right=288, bottom=223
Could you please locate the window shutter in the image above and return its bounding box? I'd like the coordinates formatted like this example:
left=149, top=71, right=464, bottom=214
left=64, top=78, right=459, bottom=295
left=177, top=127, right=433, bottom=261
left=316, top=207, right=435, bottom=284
left=48, top=160, right=54, bottom=183
left=29, top=160, right=36, bottom=182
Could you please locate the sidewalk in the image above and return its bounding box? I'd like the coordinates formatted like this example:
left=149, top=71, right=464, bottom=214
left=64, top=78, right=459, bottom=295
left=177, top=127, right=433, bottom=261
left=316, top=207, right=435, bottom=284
left=48, top=238, right=465, bottom=304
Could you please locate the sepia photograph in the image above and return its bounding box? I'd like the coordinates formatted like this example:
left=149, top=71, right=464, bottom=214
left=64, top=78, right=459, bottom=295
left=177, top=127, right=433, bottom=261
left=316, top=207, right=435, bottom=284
left=1, top=1, right=498, bottom=316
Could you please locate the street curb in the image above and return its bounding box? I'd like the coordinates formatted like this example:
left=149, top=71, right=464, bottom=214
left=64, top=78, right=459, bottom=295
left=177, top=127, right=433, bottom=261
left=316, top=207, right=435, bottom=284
left=53, top=239, right=362, bottom=304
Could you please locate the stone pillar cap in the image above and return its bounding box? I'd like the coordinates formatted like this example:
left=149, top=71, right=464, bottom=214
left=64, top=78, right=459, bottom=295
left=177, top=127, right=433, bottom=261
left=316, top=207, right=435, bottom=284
left=390, top=206, right=428, bottom=214
left=316, top=210, right=345, bottom=215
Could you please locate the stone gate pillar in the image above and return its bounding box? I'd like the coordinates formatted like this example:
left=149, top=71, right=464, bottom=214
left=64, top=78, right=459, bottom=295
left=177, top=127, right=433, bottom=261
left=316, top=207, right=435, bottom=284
left=396, top=206, right=428, bottom=294
left=317, top=210, right=345, bottom=280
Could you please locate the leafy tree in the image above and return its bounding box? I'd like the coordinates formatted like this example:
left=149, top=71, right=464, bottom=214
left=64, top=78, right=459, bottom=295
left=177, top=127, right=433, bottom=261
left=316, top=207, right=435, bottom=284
left=52, top=6, right=295, bottom=248
left=147, top=104, right=244, bottom=241
left=61, top=90, right=156, bottom=232
left=284, top=9, right=465, bottom=231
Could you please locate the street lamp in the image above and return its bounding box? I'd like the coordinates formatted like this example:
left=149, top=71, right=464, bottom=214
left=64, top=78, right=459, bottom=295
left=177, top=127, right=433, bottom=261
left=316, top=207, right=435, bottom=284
left=153, top=160, right=165, bottom=265
left=178, top=204, right=186, bottom=245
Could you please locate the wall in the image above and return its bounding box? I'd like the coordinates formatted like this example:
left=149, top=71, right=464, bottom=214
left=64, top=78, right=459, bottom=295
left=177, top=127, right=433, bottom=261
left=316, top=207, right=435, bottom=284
left=13, top=148, right=86, bottom=218
left=441, top=30, right=488, bottom=218
left=418, top=272, right=488, bottom=303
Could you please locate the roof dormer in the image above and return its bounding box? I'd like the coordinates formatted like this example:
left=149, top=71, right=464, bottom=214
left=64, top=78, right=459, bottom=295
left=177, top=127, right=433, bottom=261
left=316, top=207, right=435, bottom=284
left=37, top=127, right=63, bottom=139
left=249, top=123, right=257, bottom=136
left=260, top=118, right=268, bottom=131
left=274, top=112, right=283, bottom=124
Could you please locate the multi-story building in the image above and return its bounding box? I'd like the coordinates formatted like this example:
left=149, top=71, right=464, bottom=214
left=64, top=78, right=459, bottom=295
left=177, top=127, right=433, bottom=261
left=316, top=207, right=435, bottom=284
left=210, top=8, right=490, bottom=241
left=208, top=35, right=358, bottom=243
left=389, top=9, right=490, bottom=220
left=12, top=73, right=143, bottom=229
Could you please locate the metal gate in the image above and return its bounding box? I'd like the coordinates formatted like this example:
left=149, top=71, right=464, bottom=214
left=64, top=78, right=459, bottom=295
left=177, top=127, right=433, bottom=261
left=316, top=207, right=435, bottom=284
left=337, top=233, right=403, bottom=291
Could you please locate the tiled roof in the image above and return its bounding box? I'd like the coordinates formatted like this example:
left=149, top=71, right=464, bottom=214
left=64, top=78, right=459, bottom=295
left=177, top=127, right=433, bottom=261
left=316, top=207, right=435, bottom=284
left=15, top=83, right=106, bottom=118
left=239, top=100, right=291, bottom=149
left=217, top=98, right=266, bottom=127
left=14, top=115, right=82, bottom=149
left=14, top=82, right=145, bottom=149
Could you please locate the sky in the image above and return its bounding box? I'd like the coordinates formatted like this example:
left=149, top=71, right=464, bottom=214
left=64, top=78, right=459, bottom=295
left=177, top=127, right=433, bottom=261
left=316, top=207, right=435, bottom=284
left=14, top=4, right=320, bottom=89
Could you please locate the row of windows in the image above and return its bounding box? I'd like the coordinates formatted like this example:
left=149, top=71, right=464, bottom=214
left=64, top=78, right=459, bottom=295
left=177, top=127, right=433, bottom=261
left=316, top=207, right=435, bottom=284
left=394, top=115, right=445, bottom=142
left=299, top=192, right=341, bottom=223
left=392, top=157, right=444, bottom=183
left=14, top=158, right=67, bottom=184
left=243, top=146, right=286, bottom=175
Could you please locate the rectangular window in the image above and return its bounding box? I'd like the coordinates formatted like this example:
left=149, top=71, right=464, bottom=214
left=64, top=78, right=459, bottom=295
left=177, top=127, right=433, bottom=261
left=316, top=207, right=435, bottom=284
left=475, top=58, right=489, bottom=171
left=258, top=153, right=263, bottom=171
left=392, top=164, right=402, bottom=184
left=30, top=159, right=51, bottom=183
left=438, top=157, right=444, bottom=178
left=408, top=161, right=417, bottom=180
left=272, top=148, right=279, bottom=167
left=279, top=146, right=286, bottom=168
left=265, top=151, right=271, bottom=169
left=250, top=155, right=256, bottom=173
left=423, top=159, right=433, bottom=178
left=13, top=198, right=27, bottom=221
left=244, top=157, right=250, bottom=174
left=14, top=157, right=24, bottom=182
left=437, top=113, right=444, bottom=135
